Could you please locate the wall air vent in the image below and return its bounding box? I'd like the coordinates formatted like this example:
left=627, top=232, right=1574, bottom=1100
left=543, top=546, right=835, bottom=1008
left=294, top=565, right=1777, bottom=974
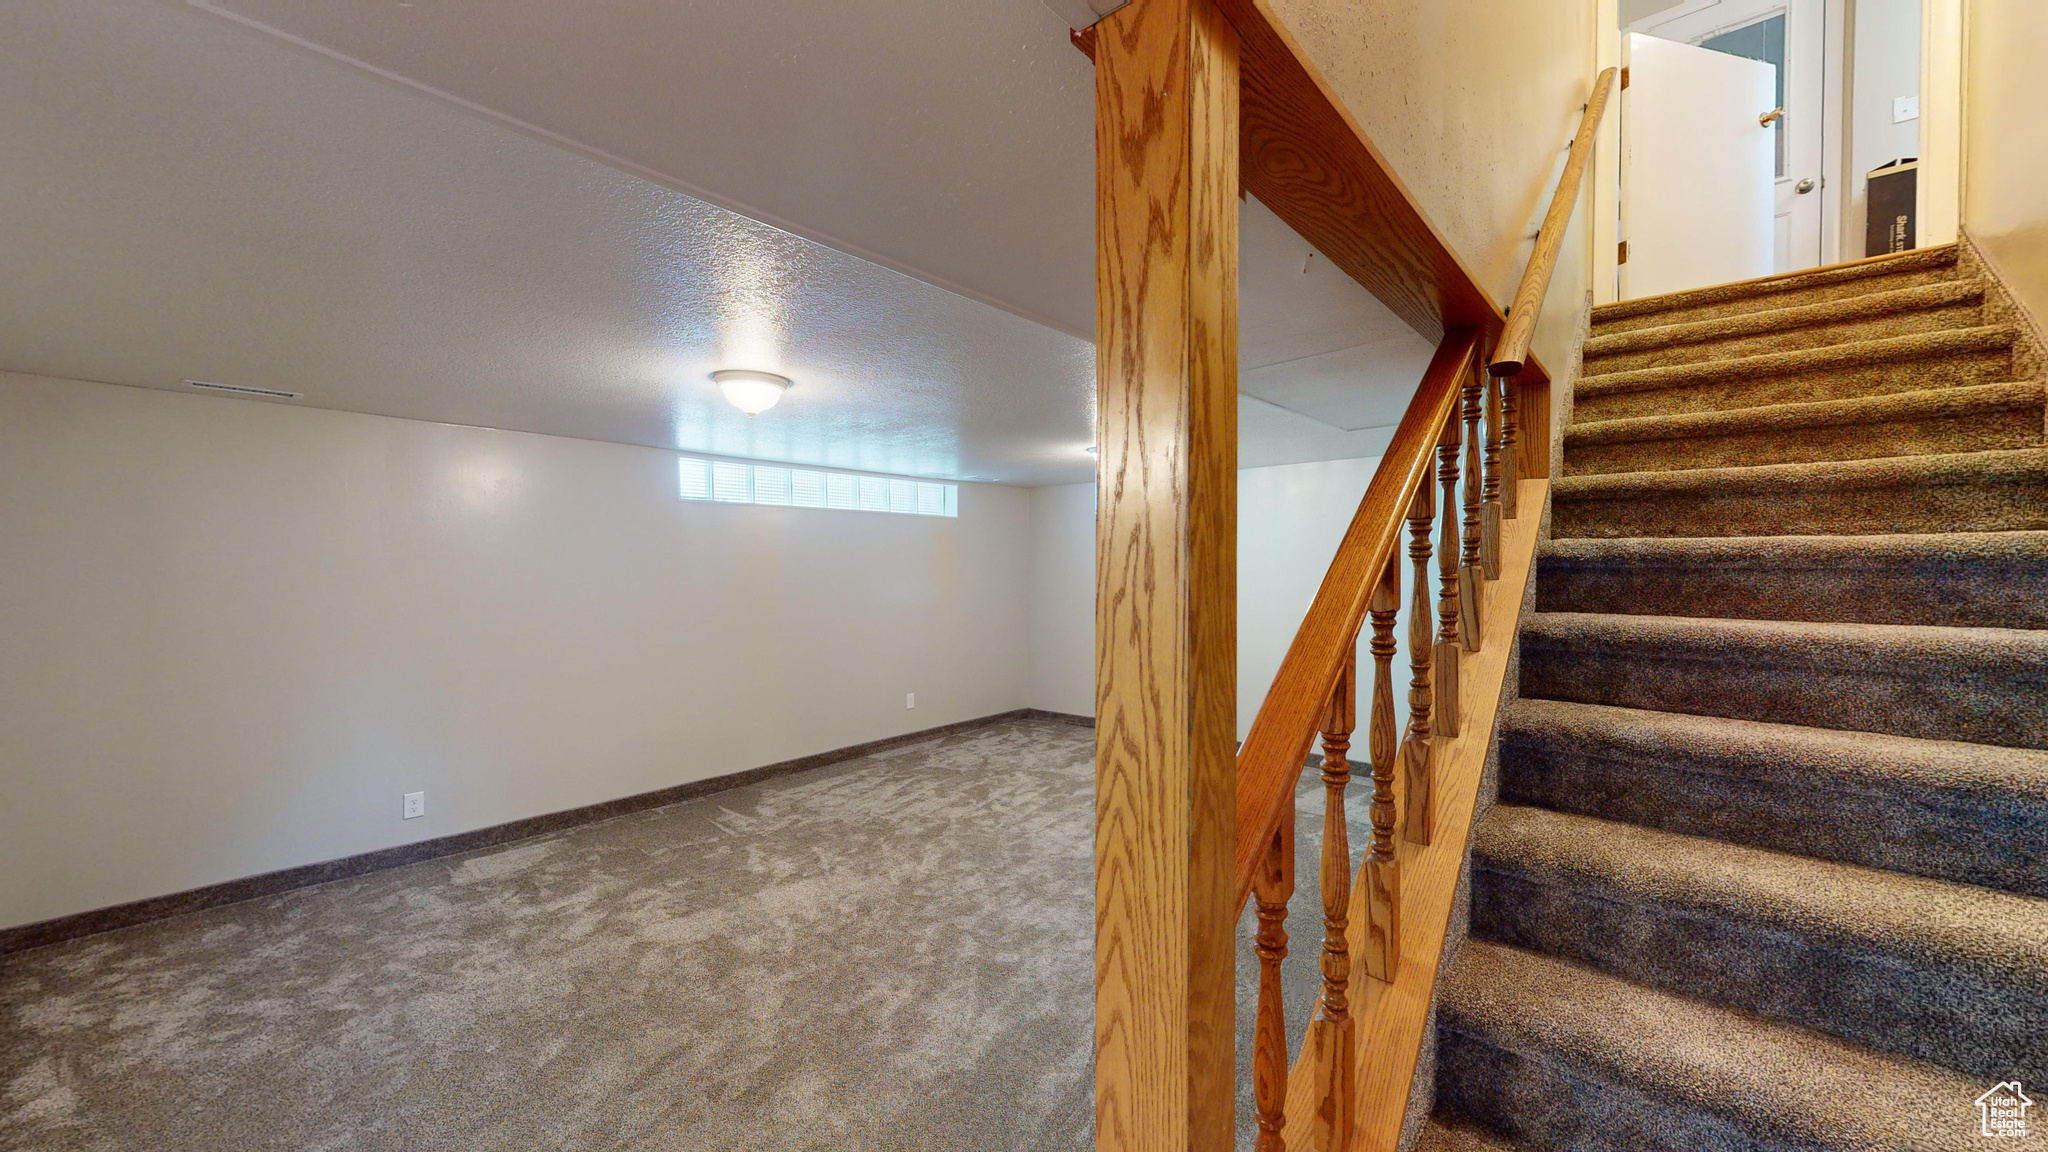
left=185, top=379, right=302, bottom=400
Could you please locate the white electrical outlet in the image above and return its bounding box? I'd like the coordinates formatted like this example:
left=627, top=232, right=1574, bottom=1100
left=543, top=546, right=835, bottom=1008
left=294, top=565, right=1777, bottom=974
left=906, top=692, right=916, bottom=709
left=403, top=791, right=426, bottom=820
left=1893, top=95, right=1919, bottom=123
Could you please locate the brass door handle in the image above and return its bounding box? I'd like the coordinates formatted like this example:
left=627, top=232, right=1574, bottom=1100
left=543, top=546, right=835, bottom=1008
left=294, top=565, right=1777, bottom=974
left=1796, top=178, right=1816, bottom=194
left=1760, top=107, right=1785, bottom=126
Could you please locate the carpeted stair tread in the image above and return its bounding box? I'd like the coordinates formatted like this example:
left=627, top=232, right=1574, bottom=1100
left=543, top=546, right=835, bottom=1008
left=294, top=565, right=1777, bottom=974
left=1518, top=612, right=2048, bottom=749
left=1590, top=244, right=1961, bottom=334
left=1582, top=280, right=1986, bottom=374
left=1561, top=380, right=2045, bottom=476
left=1499, top=699, right=2048, bottom=895
left=1434, top=940, right=1984, bottom=1152
left=1470, top=804, right=2048, bottom=1081
left=1551, top=447, right=2048, bottom=538
left=1535, top=531, right=2048, bottom=627
left=1415, top=1117, right=1527, bottom=1151
left=1573, top=325, right=2016, bottom=421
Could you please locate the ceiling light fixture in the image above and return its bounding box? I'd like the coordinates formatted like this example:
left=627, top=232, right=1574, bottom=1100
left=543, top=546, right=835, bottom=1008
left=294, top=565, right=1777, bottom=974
left=711, top=369, right=790, bottom=416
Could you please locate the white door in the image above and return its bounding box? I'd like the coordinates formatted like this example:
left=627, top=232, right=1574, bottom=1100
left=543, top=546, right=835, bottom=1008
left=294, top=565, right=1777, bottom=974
left=1631, top=0, right=1830, bottom=274
left=1620, top=32, right=1778, bottom=299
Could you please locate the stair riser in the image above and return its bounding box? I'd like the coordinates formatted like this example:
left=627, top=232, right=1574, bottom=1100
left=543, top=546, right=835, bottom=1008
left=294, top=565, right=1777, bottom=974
left=1435, top=1027, right=1808, bottom=1152
left=1583, top=301, right=1982, bottom=375
left=1552, top=475, right=2048, bottom=539
left=1592, top=263, right=1963, bottom=335
left=1574, top=348, right=2012, bottom=421
left=1498, top=733, right=2048, bottom=898
left=1519, top=633, right=2048, bottom=749
left=1471, top=865, right=2048, bottom=1085
left=1562, top=405, right=2043, bottom=476
left=1535, top=553, right=2048, bottom=628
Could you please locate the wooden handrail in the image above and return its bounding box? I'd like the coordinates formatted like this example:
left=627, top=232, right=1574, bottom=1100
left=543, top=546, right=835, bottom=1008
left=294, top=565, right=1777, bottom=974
left=1490, top=66, right=1618, bottom=377
left=1231, top=330, right=1478, bottom=911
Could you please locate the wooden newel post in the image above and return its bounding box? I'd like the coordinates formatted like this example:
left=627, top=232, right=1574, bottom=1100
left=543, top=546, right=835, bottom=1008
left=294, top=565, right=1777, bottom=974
left=1090, top=1, right=1241, bottom=1150
left=1313, top=651, right=1358, bottom=1152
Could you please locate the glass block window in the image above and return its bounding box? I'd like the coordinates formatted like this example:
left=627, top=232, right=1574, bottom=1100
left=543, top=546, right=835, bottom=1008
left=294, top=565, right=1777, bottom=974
left=679, top=455, right=958, bottom=517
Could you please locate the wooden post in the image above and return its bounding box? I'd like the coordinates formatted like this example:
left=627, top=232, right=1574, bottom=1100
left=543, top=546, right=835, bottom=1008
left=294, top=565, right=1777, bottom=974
left=1361, top=554, right=1400, bottom=985
left=1433, top=407, right=1463, bottom=737
left=1250, top=792, right=1294, bottom=1152
left=1401, top=479, right=1435, bottom=846
left=1480, top=372, right=1503, bottom=580
left=1313, top=653, right=1357, bottom=1152
left=1091, top=1, right=1241, bottom=1150
left=1498, top=371, right=1521, bottom=520
left=1459, top=359, right=1485, bottom=651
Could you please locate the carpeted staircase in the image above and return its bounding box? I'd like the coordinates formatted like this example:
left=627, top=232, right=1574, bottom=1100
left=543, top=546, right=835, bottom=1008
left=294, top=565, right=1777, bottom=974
left=1418, top=245, right=2048, bottom=1151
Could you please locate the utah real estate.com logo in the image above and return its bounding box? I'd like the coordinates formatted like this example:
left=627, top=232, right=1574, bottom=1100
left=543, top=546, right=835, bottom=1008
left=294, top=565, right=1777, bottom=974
left=1976, top=1081, right=2032, bottom=1139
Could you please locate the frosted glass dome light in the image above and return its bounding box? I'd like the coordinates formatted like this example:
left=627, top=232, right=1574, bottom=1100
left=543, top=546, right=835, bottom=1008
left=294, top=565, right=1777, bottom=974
left=712, top=369, right=791, bottom=416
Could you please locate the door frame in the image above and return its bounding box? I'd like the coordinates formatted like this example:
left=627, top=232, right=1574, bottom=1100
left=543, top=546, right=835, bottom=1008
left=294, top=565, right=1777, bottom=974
left=1918, top=0, right=1963, bottom=245
left=1591, top=0, right=1959, bottom=302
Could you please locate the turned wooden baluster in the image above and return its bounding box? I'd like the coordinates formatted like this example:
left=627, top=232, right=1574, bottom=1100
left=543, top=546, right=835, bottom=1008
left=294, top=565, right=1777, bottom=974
left=1459, top=356, right=1485, bottom=651
left=1311, top=651, right=1358, bottom=1152
left=1480, top=370, right=1504, bottom=580
left=1498, top=369, right=1521, bottom=521
left=1401, top=478, right=1436, bottom=846
left=1362, top=552, right=1400, bottom=984
left=1251, top=788, right=1294, bottom=1152
left=1434, top=406, right=1463, bottom=738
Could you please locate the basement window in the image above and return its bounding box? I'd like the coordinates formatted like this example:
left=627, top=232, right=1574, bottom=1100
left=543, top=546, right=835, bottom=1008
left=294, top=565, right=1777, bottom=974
left=678, top=456, right=957, bottom=517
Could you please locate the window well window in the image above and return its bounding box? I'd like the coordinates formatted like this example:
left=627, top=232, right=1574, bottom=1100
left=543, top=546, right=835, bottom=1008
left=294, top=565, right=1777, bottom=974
left=678, top=455, right=958, bottom=517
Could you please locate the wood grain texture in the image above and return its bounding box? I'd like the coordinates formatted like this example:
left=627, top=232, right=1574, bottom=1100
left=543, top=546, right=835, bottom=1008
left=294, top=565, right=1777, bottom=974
left=1499, top=377, right=1521, bottom=520
left=1311, top=654, right=1357, bottom=1152
left=1432, top=408, right=1463, bottom=739
left=1360, top=557, right=1400, bottom=985
left=1091, top=1, right=1240, bottom=1148
left=1400, top=478, right=1435, bottom=846
left=1252, top=790, right=1295, bottom=1152
left=1458, top=360, right=1485, bottom=652
left=1490, top=66, right=1618, bottom=377
left=1517, top=375, right=1552, bottom=482
left=1208, top=0, right=1550, bottom=394
left=1233, top=332, right=1475, bottom=914
left=1278, top=479, right=1551, bottom=1152
left=1480, top=374, right=1503, bottom=580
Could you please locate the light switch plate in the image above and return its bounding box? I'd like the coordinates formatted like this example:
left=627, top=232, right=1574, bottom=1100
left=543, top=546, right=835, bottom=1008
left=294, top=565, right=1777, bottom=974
left=1893, top=95, right=1920, bottom=123
left=906, top=692, right=916, bottom=709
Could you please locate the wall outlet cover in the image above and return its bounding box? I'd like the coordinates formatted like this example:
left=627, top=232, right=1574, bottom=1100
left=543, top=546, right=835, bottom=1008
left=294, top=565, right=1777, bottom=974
left=905, top=692, right=916, bottom=709
left=403, top=791, right=426, bottom=820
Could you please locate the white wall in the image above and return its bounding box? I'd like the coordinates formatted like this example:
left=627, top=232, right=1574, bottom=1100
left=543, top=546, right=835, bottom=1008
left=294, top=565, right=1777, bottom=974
left=1964, top=0, right=2048, bottom=326
left=1846, top=0, right=1922, bottom=257
left=1025, top=456, right=1398, bottom=742
left=1026, top=482, right=1096, bottom=718
left=0, top=372, right=1030, bottom=929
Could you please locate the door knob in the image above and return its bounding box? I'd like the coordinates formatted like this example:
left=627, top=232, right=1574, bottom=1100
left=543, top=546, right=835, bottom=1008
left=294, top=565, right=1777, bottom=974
left=1796, top=178, right=1816, bottom=194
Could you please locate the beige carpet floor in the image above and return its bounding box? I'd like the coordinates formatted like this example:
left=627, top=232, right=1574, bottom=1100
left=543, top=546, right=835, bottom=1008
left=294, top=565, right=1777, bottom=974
left=2, top=717, right=1358, bottom=1151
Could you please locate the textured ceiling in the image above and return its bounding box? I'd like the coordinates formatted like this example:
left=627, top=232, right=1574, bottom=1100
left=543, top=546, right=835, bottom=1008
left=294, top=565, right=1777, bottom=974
left=0, top=0, right=1429, bottom=483
left=194, top=0, right=1106, bottom=339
